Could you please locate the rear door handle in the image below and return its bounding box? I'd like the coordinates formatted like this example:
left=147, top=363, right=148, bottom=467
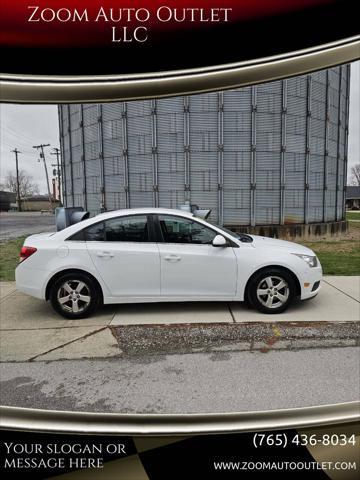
left=164, top=255, right=181, bottom=262
left=97, top=251, right=114, bottom=258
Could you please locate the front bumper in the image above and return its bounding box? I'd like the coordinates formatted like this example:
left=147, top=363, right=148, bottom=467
left=299, top=265, right=323, bottom=300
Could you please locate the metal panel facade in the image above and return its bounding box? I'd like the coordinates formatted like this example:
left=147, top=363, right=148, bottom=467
left=59, top=66, right=349, bottom=226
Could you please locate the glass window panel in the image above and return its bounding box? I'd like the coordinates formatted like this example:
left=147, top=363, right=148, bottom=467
left=158, top=215, right=216, bottom=244
left=105, top=215, right=149, bottom=242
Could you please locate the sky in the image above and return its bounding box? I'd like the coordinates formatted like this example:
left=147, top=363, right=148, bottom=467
left=1, top=61, right=359, bottom=194
left=0, top=104, right=60, bottom=194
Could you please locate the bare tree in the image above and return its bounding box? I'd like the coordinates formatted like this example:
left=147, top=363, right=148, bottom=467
left=1, top=170, right=40, bottom=198
left=350, top=164, right=360, bottom=186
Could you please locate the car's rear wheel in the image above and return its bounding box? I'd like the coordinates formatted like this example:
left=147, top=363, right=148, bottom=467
left=49, top=272, right=101, bottom=319
left=247, top=268, right=296, bottom=314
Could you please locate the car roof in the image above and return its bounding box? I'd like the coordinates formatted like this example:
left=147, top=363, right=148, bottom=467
left=93, top=207, right=195, bottom=220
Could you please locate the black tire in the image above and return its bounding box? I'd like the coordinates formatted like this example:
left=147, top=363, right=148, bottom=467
left=49, top=272, right=101, bottom=319
left=247, top=268, right=296, bottom=314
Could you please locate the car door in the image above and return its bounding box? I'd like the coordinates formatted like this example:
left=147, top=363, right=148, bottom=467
left=85, top=214, right=160, bottom=298
left=156, top=214, right=237, bottom=298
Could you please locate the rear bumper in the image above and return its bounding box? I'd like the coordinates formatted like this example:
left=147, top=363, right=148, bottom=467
left=15, top=264, right=47, bottom=300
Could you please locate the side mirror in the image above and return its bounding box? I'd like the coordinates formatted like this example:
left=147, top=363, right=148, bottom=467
left=212, top=234, right=228, bottom=247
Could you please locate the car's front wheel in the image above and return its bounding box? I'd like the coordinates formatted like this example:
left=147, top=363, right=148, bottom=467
left=49, top=272, right=101, bottom=319
left=247, top=268, right=296, bottom=314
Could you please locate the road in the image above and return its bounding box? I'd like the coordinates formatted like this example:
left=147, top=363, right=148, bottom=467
left=0, top=212, right=55, bottom=241
left=1, top=346, right=359, bottom=413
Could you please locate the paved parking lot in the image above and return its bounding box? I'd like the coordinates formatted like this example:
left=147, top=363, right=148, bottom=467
left=0, top=212, right=55, bottom=241
left=0, top=276, right=358, bottom=362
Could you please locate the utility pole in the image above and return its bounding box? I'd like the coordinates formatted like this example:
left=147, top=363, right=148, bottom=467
left=33, top=144, right=52, bottom=210
left=51, top=147, right=62, bottom=204
left=11, top=148, right=22, bottom=211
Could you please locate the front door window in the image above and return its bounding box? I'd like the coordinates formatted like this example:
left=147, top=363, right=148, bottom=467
left=158, top=215, right=216, bottom=244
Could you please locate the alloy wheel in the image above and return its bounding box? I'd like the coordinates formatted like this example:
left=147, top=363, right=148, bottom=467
left=256, top=276, right=289, bottom=309
left=57, top=280, right=91, bottom=313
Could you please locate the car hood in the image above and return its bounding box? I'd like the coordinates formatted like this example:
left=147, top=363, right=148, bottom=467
left=250, top=235, right=315, bottom=255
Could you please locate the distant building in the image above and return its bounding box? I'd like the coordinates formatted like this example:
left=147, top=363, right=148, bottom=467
left=346, top=186, right=360, bottom=209
left=0, top=191, right=16, bottom=211
left=21, top=195, right=59, bottom=212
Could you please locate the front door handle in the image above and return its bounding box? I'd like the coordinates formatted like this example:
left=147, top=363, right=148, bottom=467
left=96, top=251, right=114, bottom=258
left=164, top=255, right=181, bottom=262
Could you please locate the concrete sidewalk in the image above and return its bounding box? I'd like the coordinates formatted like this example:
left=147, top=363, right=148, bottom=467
left=0, top=277, right=358, bottom=362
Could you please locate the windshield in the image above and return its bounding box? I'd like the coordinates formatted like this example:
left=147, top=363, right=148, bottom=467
left=209, top=223, right=253, bottom=243
left=218, top=225, right=241, bottom=239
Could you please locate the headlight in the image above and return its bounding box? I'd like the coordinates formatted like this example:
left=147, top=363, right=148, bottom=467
left=292, top=253, right=318, bottom=268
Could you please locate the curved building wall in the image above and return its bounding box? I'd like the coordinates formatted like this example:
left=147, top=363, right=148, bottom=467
left=59, top=65, right=350, bottom=228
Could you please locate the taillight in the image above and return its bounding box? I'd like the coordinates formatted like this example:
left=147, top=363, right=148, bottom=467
left=19, top=246, right=37, bottom=263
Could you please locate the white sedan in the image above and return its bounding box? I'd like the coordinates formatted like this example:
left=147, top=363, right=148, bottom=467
left=16, top=208, right=322, bottom=319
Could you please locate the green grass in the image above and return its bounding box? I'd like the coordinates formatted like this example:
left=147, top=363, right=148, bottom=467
left=348, top=221, right=360, bottom=229
left=301, top=240, right=360, bottom=276
left=0, top=237, right=26, bottom=281
left=346, top=211, right=360, bottom=229
left=346, top=211, right=360, bottom=221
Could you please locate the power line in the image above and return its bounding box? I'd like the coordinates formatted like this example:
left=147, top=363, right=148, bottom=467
left=3, top=125, right=43, bottom=143
left=1, top=130, right=39, bottom=145
left=1, top=144, right=36, bottom=155
left=1, top=136, right=37, bottom=151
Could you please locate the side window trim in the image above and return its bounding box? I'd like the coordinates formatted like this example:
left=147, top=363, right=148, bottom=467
left=152, top=214, right=164, bottom=242
left=146, top=214, right=158, bottom=243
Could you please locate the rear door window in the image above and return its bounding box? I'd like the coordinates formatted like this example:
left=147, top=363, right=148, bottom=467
left=104, top=215, right=149, bottom=242
left=84, top=222, right=105, bottom=241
